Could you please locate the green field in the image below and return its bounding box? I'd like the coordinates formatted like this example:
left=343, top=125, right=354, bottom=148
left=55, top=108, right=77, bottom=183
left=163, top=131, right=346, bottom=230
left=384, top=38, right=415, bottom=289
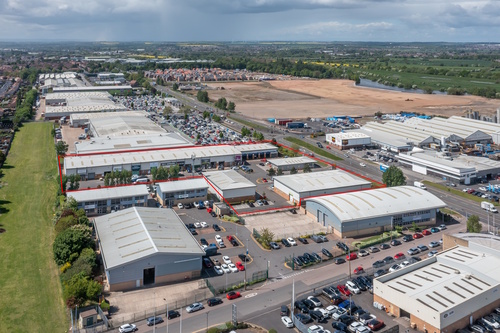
left=0, top=123, right=67, bottom=332
left=284, top=137, right=343, bottom=161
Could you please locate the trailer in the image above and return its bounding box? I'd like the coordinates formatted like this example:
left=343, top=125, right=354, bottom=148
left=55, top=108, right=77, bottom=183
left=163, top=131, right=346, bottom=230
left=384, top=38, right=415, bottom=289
left=275, top=118, right=293, bottom=126
left=286, top=122, right=305, bottom=129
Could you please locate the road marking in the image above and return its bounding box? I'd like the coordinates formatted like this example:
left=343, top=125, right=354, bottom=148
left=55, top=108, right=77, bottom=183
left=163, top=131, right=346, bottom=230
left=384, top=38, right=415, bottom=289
left=245, top=292, right=258, bottom=298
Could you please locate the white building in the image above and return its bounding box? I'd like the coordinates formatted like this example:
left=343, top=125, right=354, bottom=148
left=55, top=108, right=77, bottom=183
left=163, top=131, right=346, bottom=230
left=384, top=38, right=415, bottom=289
left=203, top=170, right=256, bottom=204
left=326, top=132, right=371, bottom=150
left=273, top=170, right=372, bottom=204
left=155, top=178, right=209, bottom=207
left=267, top=156, right=315, bottom=171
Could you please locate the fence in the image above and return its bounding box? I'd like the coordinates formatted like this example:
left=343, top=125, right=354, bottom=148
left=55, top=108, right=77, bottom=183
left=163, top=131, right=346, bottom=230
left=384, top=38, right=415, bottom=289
left=206, top=270, right=268, bottom=295
left=108, top=289, right=213, bottom=329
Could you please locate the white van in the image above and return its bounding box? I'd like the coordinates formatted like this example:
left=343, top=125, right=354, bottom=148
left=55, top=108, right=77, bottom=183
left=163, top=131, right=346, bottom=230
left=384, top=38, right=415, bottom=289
left=134, top=177, right=149, bottom=184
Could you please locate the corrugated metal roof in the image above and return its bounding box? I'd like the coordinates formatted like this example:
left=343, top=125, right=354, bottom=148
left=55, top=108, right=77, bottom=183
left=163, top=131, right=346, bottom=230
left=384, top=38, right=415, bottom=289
left=94, top=207, right=204, bottom=269
left=68, top=185, right=149, bottom=202
left=157, top=178, right=208, bottom=192
left=203, top=170, right=256, bottom=191
left=307, top=186, right=446, bottom=222
left=274, top=170, right=371, bottom=193
left=268, top=156, right=315, bottom=167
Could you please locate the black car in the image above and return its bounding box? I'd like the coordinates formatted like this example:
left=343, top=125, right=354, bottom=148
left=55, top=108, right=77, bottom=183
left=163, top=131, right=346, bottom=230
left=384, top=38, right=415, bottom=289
left=372, top=260, right=385, bottom=268
left=338, top=314, right=355, bottom=325
left=238, top=254, right=250, bottom=262
left=281, top=238, right=291, bottom=247
left=200, top=238, right=208, bottom=246
left=295, top=313, right=312, bottom=324
left=207, top=297, right=223, bottom=307
left=188, top=223, right=195, bottom=229
left=302, top=299, right=316, bottom=309
left=210, top=211, right=216, bottom=217
left=323, top=287, right=336, bottom=299
left=476, top=319, right=495, bottom=333
left=322, top=248, right=333, bottom=258
left=230, top=239, right=239, bottom=247
left=311, top=252, right=322, bottom=262
left=189, top=228, right=197, bottom=235
left=335, top=258, right=346, bottom=264
left=298, top=237, right=309, bottom=244
left=353, top=309, right=368, bottom=320
left=203, top=257, right=213, bottom=268
left=299, top=255, right=309, bottom=265
left=184, top=203, right=192, bottom=209
left=303, top=253, right=313, bottom=261
left=354, top=277, right=367, bottom=291
left=293, top=257, right=303, bottom=266
left=213, top=224, right=221, bottom=232
left=294, top=301, right=309, bottom=313
left=311, top=235, right=323, bottom=243
left=290, top=208, right=297, bottom=214
left=167, top=310, right=180, bottom=319
left=332, top=321, right=348, bottom=331
left=248, top=202, right=255, bottom=207
left=379, top=243, right=390, bottom=250
left=280, top=305, right=289, bottom=316
left=374, top=269, right=387, bottom=277
left=309, top=310, right=327, bottom=323
left=390, top=239, right=402, bottom=246
left=383, top=256, right=394, bottom=265
left=402, top=235, right=413, bottom=242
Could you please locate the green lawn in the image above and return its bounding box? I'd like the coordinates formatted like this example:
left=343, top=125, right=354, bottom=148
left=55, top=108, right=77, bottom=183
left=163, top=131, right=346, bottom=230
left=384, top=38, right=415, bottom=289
left=0, top=123, right=67, bottom=333
left=284, top=137, right=343, bottom=161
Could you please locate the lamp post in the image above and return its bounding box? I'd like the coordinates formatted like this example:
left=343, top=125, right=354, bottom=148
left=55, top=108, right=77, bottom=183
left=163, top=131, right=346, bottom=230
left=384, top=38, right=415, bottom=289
left=244, top=238, right=248, bottom=290
left=206, top=311, right=209, bottom=332
left=191, top=153, right=196, bottom=177
left=163, top=298, right=168, bottom=333
left=153, top=292, right=156, bottom=333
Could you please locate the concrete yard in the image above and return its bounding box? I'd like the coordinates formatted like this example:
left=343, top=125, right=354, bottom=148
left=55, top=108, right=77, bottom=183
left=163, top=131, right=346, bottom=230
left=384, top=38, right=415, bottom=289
left=243, top=210, right=327, bottom=240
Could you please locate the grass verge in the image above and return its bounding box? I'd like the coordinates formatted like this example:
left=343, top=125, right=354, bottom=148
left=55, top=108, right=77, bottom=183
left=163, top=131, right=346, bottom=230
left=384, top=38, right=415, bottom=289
left=0, top=123, right=67, bottom=332
left=423, top=181, right=498, bottom=206
left=284, top=137, right=343, bottom=161
left=227, top=115, right=268, bottom=132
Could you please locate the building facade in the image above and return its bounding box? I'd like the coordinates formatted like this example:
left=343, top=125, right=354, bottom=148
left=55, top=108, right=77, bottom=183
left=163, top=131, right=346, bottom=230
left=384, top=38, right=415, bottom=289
left=155, top=178, right=208, bottom=207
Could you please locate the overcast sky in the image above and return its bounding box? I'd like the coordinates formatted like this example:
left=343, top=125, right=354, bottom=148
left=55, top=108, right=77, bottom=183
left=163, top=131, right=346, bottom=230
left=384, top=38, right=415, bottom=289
left=0, top=0, right=499, bottom=42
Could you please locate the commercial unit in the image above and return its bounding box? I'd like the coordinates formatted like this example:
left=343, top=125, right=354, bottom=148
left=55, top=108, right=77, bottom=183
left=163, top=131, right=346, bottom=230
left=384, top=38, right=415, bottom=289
left=398, top=149, right=500, bottom=184
left=374, top=245, right=500, bottom=333
left=68, top=185, right=150, bottom=215
left=273, top=170, right=372, bottom=204
left=326, top=132, right=371, bottom=150
left=52, top=85, right=132, bottom=93
left=267, top=156, right=315, bottom=171
left=70, top=110, right=148, bottom=128
left=155, top=178, right=208, bottom=207
left=203, top=170, right=256, bottom=204
left=305, top=186, right=446, bottom=237
left=94, top=207, right=204, bottom=291
left=237, top=143, right=279, bottom=160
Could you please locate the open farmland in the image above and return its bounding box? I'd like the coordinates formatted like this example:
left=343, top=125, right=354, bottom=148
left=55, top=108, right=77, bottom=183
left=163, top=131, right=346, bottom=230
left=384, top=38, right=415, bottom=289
left=206, top=79, right=500, bottom=120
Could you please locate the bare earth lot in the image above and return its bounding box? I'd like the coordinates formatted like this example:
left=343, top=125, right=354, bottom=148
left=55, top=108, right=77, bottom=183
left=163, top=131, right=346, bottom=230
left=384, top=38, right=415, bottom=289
left=206, top=79, right=499, bottom=120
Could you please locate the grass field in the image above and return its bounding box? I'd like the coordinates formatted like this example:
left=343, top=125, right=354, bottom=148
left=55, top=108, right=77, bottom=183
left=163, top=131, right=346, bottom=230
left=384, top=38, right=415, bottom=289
left=0, top=123, right=67, bottom=333
left=284, top=137, right=343, bottom=161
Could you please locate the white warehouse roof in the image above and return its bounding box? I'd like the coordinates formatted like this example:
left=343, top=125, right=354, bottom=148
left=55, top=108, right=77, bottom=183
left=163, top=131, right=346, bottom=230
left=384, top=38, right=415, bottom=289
left=68, top=185, right=149, bottom=202
left=307, top=186, right=446, bottom=223
left=268, top=156, right=315, bottom=167
left=94, top=207, right=204, bottom=269
left=156, top=178, right=208, bottom=193
left=273, top=170, right=371, bottom=193
left=203, top=170, right=256, bottom=191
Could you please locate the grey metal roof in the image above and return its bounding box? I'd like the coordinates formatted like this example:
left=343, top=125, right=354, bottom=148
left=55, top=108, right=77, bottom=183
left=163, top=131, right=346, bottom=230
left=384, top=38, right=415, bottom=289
left=268, top=156, right=315, bottom=167
left=94, top=207, right=204, bottom=270
left=273, top=170, right=371, bottom=193
left=68, top=185, right=149, bottom=202
left=156, top=178, right=208, bottom=193
left=307, top=186, right=446, bottom=223
left=203, top=170, right=256, bottom=191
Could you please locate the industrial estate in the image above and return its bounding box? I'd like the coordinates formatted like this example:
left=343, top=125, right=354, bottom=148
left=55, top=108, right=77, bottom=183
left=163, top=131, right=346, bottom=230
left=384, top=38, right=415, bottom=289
left=2, top=41, right=500, bottom=333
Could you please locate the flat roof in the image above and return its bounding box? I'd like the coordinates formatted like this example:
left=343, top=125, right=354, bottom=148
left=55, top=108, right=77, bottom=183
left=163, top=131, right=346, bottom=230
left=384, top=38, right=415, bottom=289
left=307, top=186, right=446, bottom=222
left=273, top=170, right=371, bottom=193
left=203, top=170, right=256, bottom=191
left=268, top=156, right=315, bottom=167
left=156, top=178, right=208, bottom=193
left=68, top=185, right=149, bottom=202
left=329, top=132, right=370, bottom=139
left=53, top=85, right=132, bottom=92
left=377, top=246, right=500, bottom=317
left=90, top=115, right=168, bottom=137
left=65, top=145, right=240, bottom=169
left=46, top=104, right=128, bottom=114
left=237, top=143, right=278, bottom=153
left=70, top=110, right=148, bottom=121
left=75, top=133, right=193, bottom=154
left=94, top=207, right=205, bottom=270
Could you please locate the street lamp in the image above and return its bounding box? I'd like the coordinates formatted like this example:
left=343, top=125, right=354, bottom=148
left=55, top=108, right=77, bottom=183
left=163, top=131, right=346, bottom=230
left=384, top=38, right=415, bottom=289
left=191, top=153, right=196, bottom=177
left=206, top=311, right=209, bottom=332
left=244, top=238, right=249, bottom=290
left=163, top=298, right=168, bottom=333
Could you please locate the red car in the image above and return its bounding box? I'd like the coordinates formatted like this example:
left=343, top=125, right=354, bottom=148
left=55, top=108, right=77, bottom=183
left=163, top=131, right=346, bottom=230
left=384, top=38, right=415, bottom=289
left=422, top=229, right=431, bottom=236
left=413, top=233, right=423, bottom=239
left=346, top=253, right=358, bottom=261
left=394, top=252, right=405, bottom=260
left=337, top=284, right=351, bottom=296
left=226, top=235, right=234, bottom=241
left=367, top=319, right=385, bottom=331
left=235, top=261, right=245, bottom=271
left=207, top=207, right=213, bottom=213
left=226, top=291, right=241, bottom=300
left=262, top=178, right=268, bottom=183
left=354, top=266, right=364, bottom=275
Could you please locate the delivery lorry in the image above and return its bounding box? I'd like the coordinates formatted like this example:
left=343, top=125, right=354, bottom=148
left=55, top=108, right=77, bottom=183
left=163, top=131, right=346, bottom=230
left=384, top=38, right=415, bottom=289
left=481, top=201, right=498, bottom=213
left=414, top=181, right=427, bottom=190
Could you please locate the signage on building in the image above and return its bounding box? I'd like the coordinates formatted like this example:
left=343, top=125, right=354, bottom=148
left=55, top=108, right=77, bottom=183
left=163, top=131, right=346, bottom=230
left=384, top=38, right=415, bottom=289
left=131, top=164, right=141, bottom=171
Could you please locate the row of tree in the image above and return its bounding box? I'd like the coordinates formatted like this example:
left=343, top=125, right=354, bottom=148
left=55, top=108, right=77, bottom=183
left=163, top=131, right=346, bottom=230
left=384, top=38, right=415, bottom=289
left=214, top=97, right=236, bottom=112
left=151, top=165, right=180, bottom=181
left=14, top=88, right=38, bottom=128
left=103, top=170, right=133, bottom=187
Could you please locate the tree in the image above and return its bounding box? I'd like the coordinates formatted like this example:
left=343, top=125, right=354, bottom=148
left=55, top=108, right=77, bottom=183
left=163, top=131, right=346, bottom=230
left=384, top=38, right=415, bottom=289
left=268, top=168, right=276, bottom=177
left=0, top=151, right=5, bottom=166
left=53, top=226, right=94, bottom=265
left=290, top=167, right=298, bottom=174
left=197, top=90, right=209, bottom=103
left=55, top=141, right=69, bottom=156
left=163, top=106, right=173, bottom=117
left=63, top=272, right=101, bottom=307
left=467, top=215, right=482, bottom=233
left=303, top=164, right=311, bottom=173
left=259, top=228, right=275, bottom=246
left=227, top=101, right=236, bottom=112
left=277, top=168, right=283, bottom=176
left=241, top=126, right=251, bottom=137
left=215, top=97, right=228, bottom=110
left=172, top=82, right=179, bottom=91
left=374, top=111, right=383, bottom=118
left=55, top=215, right=79, bottom=234
left=382, top=166, right=406, bottom=187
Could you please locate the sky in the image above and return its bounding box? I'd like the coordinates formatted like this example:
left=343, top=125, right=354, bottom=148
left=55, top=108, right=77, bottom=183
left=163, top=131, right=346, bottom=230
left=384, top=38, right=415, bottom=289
left=0, top=0, right=499, bottom=42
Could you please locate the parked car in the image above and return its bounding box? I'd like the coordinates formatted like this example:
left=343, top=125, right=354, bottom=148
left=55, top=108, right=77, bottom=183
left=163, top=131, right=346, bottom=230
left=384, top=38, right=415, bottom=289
left=394, top=252, right=405, bottom=260
left=417, top=245, right=429, bottom=252
left=298, top=237, right=309, bottom=244
left=214, top=265, right=223, bottom=275
left=367, top=319, right=385, bottom=331
left=430, top=227, right=440, bottom=233
left=228, top=263, right=238, bottom=273
left=413, top=233, right=423, bottom=239
left=147, top=316, right=164, bottom=326
left=207, top=298, right=223, bottom=307
left=238, top=254, right=250, bottom=262
left=390, top=240, right=402, bottom=246
left=167, top=310, right=180, bottom=319
left=358, top=249, right=369, bottom=257
left=372, top=260, right=385, bottom=268
left=337, top=284, right=352, bottom=296
left=354, top=266, right=365, bottom=275
left=307, top=296, right=323, bottom=307
left=322, top=248, right=333, bottom=258
left=295, top=313, right=312, bottom=324
left=280, top=305, right=290, bottom=316
left=402, top=235, right=413, bottom=242
left=346, top=281, right=361, bottom=294
left=407, top=247, right=420, bottom=255
left=383, top=256, right=394, bottom=265
left=226, top=291, right=241, bottom=300
left=346, top=253, right=358, bottom=261
left=429, top=241, right=440, bottom=248
left=379, top=243, right=390, bottom=250
left=213, top=224, right=221, bottom=232
left=287, top=237, right=297, bottom=246
left=428, top=250, right=438, bottom=257
left=369, top=246, right=380, bottom=253
left=119, top=324, right=137, bottom=333
left=186, top=302, right=204, bottom=313
left=203, top=257, right=213, bottom=268
left=235, top=261, right=245, bottom=271
left=270, top=242, right=280, bottom=249
left=281, top=238, right=291, bottom=247
left=422, top=229, right=432, bottom=236
left=311, top=235, right=324, bottom=243
left=335, top=258, right=346, bottom=264
left=281, top=316, right=294, bottom=328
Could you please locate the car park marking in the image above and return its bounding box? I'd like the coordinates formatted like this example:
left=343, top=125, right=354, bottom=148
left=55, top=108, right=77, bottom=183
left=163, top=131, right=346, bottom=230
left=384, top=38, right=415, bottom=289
left=245, top=293, right=258, bottom=298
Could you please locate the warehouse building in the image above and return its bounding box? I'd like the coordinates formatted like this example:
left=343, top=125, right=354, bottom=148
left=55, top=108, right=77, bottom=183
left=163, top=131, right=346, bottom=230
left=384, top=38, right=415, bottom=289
left=267, top=156, right=315, bottom=172
left=273, top=170, right=372, bottom=204
left=237, top=143, right=279, bottom=160
left=94, top=207, right=205, bottom=291
left=70, top=110, right=148, bottom=128
left=398, top=148, right=500, bottom=184
left=203, top=170, right=256, bottom=204
left=374, top=245, right=500, bottom=333
left=155, top=178, right=208, bottom=207
left=68, top=185, right=150, bottom=215
left=52, top=85, right=132, bottom=93
left=325, top=132, right=371, bottom=150
left=305, top=186, right=446, bottom=237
